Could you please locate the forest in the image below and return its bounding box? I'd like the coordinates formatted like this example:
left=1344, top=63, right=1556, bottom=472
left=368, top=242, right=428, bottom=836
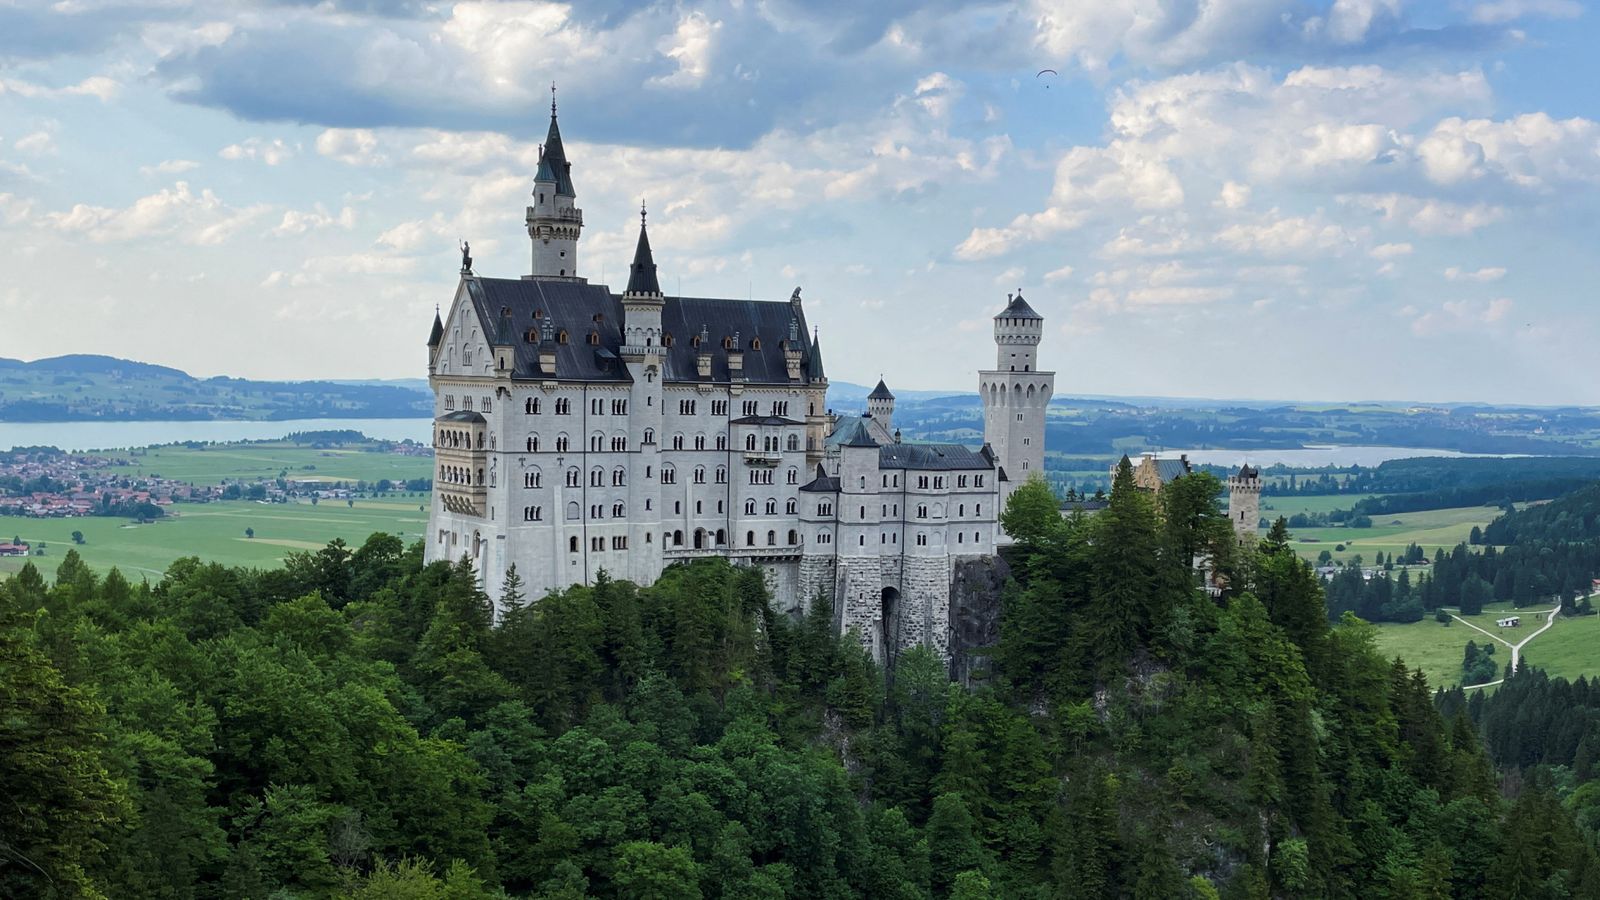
left=5, top=460, right=1600, bottom=897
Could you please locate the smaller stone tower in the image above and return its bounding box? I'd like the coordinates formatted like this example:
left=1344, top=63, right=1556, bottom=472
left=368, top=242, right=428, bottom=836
left=526, top=86, right=584, bottom=280
left=1228, top=464, right=1262, bottom=549
left=867, top=379, right=895, bottom=431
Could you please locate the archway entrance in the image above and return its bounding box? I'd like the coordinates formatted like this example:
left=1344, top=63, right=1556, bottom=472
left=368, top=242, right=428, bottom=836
left=880, top=587, right=901, bottom=663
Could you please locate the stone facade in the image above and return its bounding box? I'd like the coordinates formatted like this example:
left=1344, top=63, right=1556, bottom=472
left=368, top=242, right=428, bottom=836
left=1227, top=464, right=1262, bottom=548
left=423, top=103, right=1047, bottom=668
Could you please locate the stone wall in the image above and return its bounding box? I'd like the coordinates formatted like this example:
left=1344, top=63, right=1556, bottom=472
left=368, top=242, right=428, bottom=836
left=900, top=555, right=952, bottom=660
left=837, top=558, right=885, bottom=661
left=796, top=554, right=836, bottom=616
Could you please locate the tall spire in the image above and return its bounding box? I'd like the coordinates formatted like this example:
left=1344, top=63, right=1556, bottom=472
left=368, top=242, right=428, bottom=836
left=541, top=84, right=575, bottom=197
left=625, top=200, right=662, bottom=297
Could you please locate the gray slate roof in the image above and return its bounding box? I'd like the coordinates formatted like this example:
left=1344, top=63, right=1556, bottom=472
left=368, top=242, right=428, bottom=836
left=997, top=291, right=1042, bottom=320
left=868, top=379, right=894, bottom=400
left=826, top=416, right=879, bottom=448
left=800, top=464, right=841, bottom=493
left=879, top=442, right=996, bottom=471
left=463, top=276, right=824, bottom=385
left=730, top=415, right=804, bottom=426
left=440, top=409, right=486, bottom=424
left=539, top=113, right=576, bottom=197
left=625, top=221, right=662, bottom=296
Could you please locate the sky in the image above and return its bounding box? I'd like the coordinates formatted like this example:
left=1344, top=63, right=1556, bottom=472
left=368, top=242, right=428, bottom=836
left=1, top=0, right=1598, bottom=404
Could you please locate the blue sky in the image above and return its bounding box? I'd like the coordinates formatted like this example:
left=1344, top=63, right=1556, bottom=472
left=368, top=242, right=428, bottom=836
left=1, top=0, right=1598, bottom=403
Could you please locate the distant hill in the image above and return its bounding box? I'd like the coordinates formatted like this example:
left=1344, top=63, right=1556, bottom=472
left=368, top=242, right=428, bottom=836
left=0, top=355, right=432, bottom=422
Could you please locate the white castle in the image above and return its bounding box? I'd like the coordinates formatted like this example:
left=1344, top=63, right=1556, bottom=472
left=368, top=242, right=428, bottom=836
left=424, top=101, right=1054, bottom=663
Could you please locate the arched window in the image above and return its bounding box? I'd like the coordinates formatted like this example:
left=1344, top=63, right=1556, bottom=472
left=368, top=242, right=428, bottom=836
left=715, top=466, right=727, bottom=483
left=745, top=434, right=757, bottom=451
left=673, top=530, right=684, bottom=546
left=612, top=502, right=625, bottom=517
left=787, top=467, right=798, bottom=485
left=612, top=467, right=626, bottom=486
left=643, top=428, right=655, bottom=444
left=787, top=433, right=799, bottom=451
left=716, top=528, right=726, bottom=545
left=566, top=467, right=580, bottom=487
left=767, top=530, right=776, bottom=546
left=527, top=436, right=538, bottom=452
left=694, top=466, right=705, bottom=484
left=765, top=498, right=777, bottom=515
left=716, top=435, right=727, bottom=450
left=569, top=536, right=579, bottom=552
left=786, top=498, right=797, bottom=515
left=744, top=499, right=757, bottom=515
left=590, top=467, right=604, bottom=487
left=788, top=529, right=798, bottom=545
left=566, top=501, right=580, bottom=521
left=556, top=434, right=570, bottom=452
left=746, top=530, right=756, bottom=546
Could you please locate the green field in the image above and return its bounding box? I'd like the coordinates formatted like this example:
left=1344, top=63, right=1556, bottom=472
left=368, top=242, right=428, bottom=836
left=1261, top=494, right=1385, bottom=516
left=103, top=443, right=434, bottom=486
left=1287, top=504, right=1495, bottom=564
left=0, top=498, right=426, bottom=578
left=1372, top=601, right=1600, bottom=690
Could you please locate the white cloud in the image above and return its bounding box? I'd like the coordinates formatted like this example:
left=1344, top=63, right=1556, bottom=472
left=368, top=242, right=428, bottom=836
left=219, top=137, right=296, bottom=166
left=1043, top=265, right=1075, bottom=282
left=1409, top=297, right=1515, bottom=335
left=139, top=159, right=200, bottom=177
left=1417, top=113, right=1600, bottom=188
left=315, top=129, right=383, bottom=166
left=1216, top=210, right=1363, bottom=256
left=1342, top=193, right=1504, bottom=235
left=1443, top=266, right=1508, bottom=282
left=271, top=205, right=355, bottom=237
left=0, top=75, right=120, bottom=101
left=1217, top=181, right=1251, bottom=209
left=650, top=12, right=720, bottom=89
left=39, top=181, right=269, bottom=245
left=12, top=132, right=55, bottom=156
left=1469, top=0, right=1582, bottom=24
left=1370, top=242, right=1413, bottom=259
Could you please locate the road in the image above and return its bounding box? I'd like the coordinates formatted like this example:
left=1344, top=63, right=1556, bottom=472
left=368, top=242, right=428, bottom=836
left=1455, top=602, right=1561, bottom=690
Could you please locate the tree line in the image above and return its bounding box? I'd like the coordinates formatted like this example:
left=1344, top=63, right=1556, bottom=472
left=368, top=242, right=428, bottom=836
left=6, top=460, right=1600, bottom=896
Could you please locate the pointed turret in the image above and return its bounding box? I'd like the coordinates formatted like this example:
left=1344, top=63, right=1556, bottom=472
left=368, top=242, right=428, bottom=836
left=806, top=328, right=826, bottom=380
left=867, top=378, right=895, bottom=431
left=621, top=202, right=665, bottom=358
left=427, top=308, right=444, bottom=348
left=624, top=206, right=662, bottom=297
left=526, top=83, right=584, bottom=279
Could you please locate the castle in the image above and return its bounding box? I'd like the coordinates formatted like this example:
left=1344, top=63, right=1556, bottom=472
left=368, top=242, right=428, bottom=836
left=422, top=100, right=1053, bottom=664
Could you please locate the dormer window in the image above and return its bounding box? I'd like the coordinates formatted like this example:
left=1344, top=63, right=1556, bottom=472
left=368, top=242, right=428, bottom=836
left=689, top=335, right=700, bottom=348
left=526, top=328, right=539, bottom=343
left=664, top=333, right=675, bottom=348
left=750, top=337, right=761, bottom=350
left=587, top=331, right=600, bottom=346
left=592, top=313, right=603, bottom=323
left=558, top=330, right=569, bottom=344
left=722, top=336, right=734, bottom=350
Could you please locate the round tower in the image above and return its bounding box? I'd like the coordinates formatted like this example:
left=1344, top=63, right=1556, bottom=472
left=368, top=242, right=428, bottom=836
left=1227, top=464, right=1262, bottom=548
left=993, top=290, right=1043, bottom=373
left=526, top=87, right=584, bottom=280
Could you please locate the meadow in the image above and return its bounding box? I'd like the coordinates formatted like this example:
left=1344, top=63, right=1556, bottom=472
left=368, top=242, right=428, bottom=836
left=1284, top=504, right=1496, bottom=564
left=1372, top=600, right=1600, bottom=690
left=0, top=498, right=427, bottom=578
left=104, top=442, right=434, bottom=486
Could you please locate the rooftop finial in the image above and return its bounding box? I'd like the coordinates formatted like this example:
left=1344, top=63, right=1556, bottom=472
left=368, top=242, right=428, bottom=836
left=551, top=81, right=557, bottom=117
left=640, top=198, right=647, bottom=227
left=1007, top=292, right=1013, bottom=301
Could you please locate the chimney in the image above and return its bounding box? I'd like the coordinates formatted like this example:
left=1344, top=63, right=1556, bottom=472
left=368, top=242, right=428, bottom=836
left=696, top=324, right=712, bottom=378
left=727, top=330, right=744, bottom=381
left=538, top=315, right=557, bottom=376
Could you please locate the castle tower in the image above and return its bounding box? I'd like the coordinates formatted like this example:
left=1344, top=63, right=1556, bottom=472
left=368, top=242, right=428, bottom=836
left=867, top=379, right=895, bottom=431
left=526, top=88, right=584, bottom=280
left=1228, top=464, right=1262, bottom=549
left=620, top=205, right=666, bottom=583
left=979, top=290, right=1053, bottom=518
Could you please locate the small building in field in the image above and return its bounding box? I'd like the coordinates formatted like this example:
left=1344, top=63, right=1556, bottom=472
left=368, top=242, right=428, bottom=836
left=0, top=542, right=29, bottom=557
left=1497, top=615, right=1521, bottom=628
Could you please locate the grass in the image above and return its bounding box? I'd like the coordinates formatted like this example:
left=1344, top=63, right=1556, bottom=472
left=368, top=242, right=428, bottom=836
left=1288, top=505, right=1496, bottom=564
left=1371, top=600, right=1600, bottom=690
left=102, top=443, right=434, bottom=486
left=0, top=498, right=427, bottom=578
left=1260, top=494, right=1385, bottom=516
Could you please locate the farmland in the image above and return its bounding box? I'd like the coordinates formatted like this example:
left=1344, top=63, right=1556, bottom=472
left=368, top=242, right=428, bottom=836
left=0, top=497, right=426, bottom=578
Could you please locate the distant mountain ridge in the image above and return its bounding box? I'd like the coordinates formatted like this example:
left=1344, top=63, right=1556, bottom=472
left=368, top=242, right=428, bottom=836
left=0, top=355, right=432, bottom=422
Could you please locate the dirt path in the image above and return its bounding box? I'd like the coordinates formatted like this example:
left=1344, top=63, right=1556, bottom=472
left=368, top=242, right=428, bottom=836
left=1458, top=603, right=1561, bottom=690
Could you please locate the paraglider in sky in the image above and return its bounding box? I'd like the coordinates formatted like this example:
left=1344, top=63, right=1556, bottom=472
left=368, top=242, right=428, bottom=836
left=1037, top=68, right=1058, bottom=88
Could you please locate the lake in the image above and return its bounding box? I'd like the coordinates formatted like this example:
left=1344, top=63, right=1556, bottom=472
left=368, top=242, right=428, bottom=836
left=0, top=418, right=434, bottom=452
left=1164, top=445, right=1516, bottom=469
left=0, top=420, right=1536, bottom=467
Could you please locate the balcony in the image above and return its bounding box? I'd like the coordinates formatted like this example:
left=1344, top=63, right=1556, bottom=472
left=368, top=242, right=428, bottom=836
left=743, top=450, right=783, bottom=467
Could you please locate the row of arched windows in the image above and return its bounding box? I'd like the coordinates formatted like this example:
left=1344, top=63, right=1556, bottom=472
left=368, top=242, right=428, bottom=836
left=438, top=465, right=483, bottom=486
